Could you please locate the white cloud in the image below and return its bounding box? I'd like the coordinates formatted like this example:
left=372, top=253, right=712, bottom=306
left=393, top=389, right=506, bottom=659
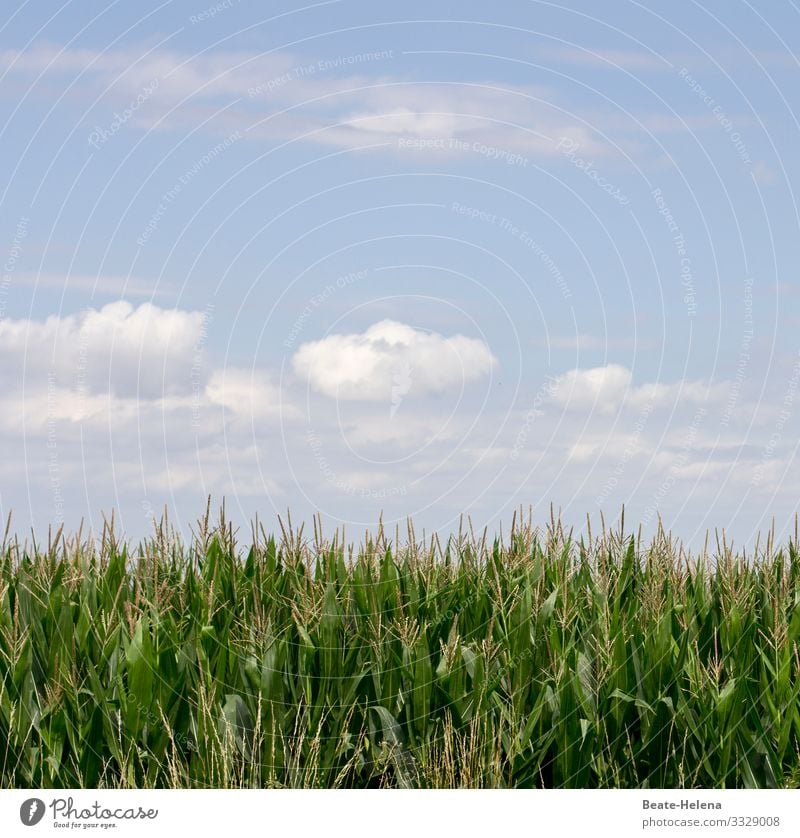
left=13, top=272, right=175, bottom=299
left=0, top=44, right=614, bottom=158
left=0, top=301, right=205, bottom=398
left=343, top=414, right=460, bottom=447
left=140, top=443, right=283, bottom=496
left=325, top=84, right=603, bottom=156
left=206, top=368, right=299, bottom=421
left=549, top=364, right=725, bottom=414
left=302, top=79, right=623, bottom=158
left=550, top=364, right=632, bottom=412
left=0, top=305, right=305, bottom=454
left=0, top=43, right=294, bottom=100
left=628, top=379, right=725, bottom=408
left=0, top=387, right=131, bottom=434
left=534, top=333, right=650, bottom=351
left=567, top=433, right=648, bottom=464
left=292, top=319, right=496, bottom=400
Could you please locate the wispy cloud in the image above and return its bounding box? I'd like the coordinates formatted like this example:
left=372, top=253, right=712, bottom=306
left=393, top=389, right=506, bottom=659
left=1, top=43, right=616, bottom=157
left=12, top=272, right=176, bottom=299
left=533, top=334, right=654, bottom=351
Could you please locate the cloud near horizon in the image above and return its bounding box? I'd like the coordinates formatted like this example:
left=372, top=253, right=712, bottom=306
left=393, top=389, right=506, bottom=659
left=549, top=364, right=726, bottom=413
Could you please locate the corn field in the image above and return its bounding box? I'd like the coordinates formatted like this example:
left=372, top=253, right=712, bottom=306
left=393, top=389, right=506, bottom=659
left=2, top=507, right=800, bottom=789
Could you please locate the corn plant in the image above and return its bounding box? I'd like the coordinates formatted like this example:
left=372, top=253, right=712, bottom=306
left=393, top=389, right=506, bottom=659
left=1, top=508, right=799, bottom=788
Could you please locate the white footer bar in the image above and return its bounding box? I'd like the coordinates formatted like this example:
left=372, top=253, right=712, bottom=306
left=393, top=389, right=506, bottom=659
left=1, top=789, right=796, bottom=837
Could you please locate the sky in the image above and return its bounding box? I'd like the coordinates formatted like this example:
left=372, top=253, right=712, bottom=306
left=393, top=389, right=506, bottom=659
left=1, top=0, right=799, bottom=549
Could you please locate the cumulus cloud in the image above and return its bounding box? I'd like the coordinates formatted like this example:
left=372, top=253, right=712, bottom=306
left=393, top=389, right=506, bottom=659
left=206, top=368, right=299, bottom=421
left=550, top=364, right=726, bottom=413
left=0, top=301, right=206, bottom=398
left=550, top=364, right=632, bottom=412
left=0, top=304, right=306, bottom=449
left=292, top=319, right=497, bottom=400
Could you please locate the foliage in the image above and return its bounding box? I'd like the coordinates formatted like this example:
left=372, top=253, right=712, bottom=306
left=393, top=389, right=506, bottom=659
left=1, top=507, right=799, bottom=788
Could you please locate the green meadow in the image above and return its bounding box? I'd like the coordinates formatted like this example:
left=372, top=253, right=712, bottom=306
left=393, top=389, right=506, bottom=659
left=2, top=509, right=799, bottom=789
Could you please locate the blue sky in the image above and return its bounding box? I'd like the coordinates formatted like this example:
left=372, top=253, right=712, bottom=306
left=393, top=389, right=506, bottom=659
left=1, top=0, right=799, bottom=547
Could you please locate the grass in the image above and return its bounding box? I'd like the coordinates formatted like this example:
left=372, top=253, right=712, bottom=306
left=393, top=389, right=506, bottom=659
left=1, top=504, right=800, bottom=789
